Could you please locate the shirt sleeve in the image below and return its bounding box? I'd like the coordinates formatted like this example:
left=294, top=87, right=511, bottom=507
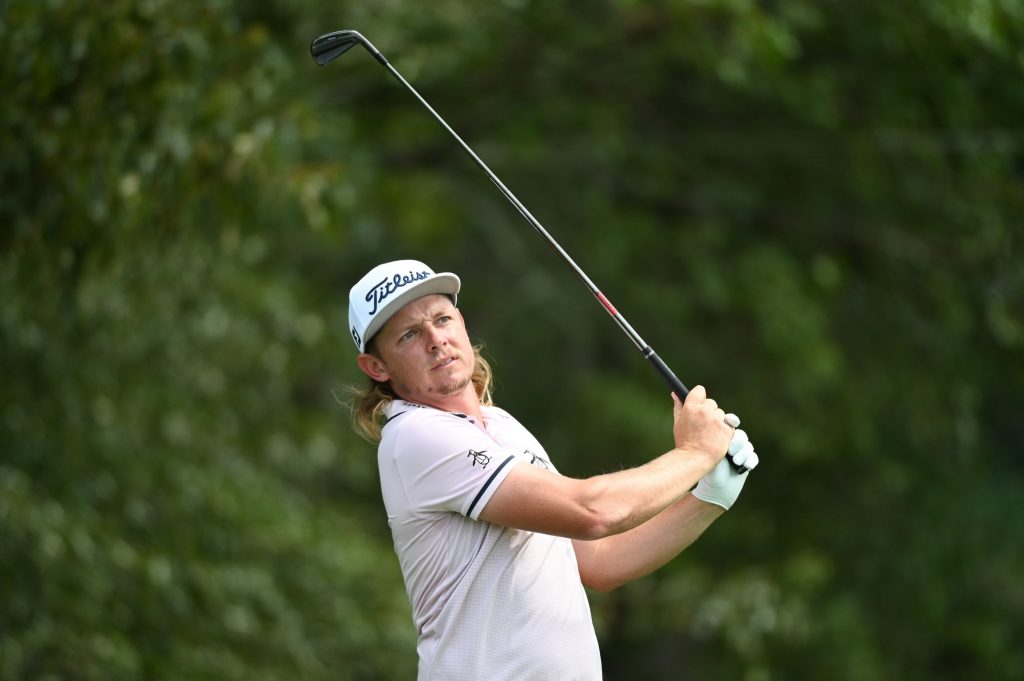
left=390, top=413, right=521, bottom=520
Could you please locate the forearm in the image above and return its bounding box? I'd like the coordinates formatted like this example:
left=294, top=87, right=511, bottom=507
left=577, top=447, right=716, bottom=539
left=572, top=493, right=723, bottom=592
left=479, top=445, right=718, bottom=541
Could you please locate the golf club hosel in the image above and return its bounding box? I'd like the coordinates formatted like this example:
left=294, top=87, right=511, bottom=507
left=355, top=32, right=388, bottom=66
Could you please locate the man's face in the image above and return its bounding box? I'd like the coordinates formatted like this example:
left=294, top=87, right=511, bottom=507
left=359, top=294, right=475, bottom=404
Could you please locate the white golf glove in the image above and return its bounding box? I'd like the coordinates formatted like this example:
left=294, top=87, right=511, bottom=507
left=692, top=414, right=759, bottom=511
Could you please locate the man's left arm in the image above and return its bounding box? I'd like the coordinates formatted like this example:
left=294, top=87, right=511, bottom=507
left=572, top=428, right=758, bottom=592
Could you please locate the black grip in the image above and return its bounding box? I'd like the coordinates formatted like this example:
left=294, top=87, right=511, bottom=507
left=645, top=349, right=749, bottom=474
left=646, top=350, right=689, bottom=399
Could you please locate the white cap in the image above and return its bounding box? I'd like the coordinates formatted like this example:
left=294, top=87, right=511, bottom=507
left=348, top=259, right=461, bottom=352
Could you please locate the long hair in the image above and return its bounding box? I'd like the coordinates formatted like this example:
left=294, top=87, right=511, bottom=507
left=351, top=344, right=494, bottom=444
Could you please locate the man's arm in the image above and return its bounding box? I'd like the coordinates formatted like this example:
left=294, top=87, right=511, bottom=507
left=571, top=493, right=722, bottom=592
left=573, top=428, right=759, bottom=591
left=478, top=386, right=732, bottom=543
left=477, top=442, right=718, bottom=540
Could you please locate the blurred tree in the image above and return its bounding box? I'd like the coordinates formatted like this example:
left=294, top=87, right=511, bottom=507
left=2, top=0, right=415, bottom=678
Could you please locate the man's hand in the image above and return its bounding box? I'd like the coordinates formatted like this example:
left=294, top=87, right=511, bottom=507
left=692, top=425, right=759, bottom=510
left=671, top=385, right=734, bottom=469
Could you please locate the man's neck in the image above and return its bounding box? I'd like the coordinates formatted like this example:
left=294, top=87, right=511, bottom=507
left=398, top=387, right=483, bottom=421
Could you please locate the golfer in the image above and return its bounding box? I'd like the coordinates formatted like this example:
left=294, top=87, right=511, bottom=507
left=349, top=259, right=759, bottom=681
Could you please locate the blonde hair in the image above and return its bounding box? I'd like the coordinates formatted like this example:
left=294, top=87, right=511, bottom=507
left=351, top=344, right=494, bottom=443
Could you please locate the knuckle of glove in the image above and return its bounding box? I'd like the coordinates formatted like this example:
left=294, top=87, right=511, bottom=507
left=728, top=428, right=749, bottom=454
left=731, top=441, right=755, bottom=467
left=743, top=450, right=760, bottom=470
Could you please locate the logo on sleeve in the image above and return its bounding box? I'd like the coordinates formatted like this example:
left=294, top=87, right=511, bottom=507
left=525, top=450, right=550, bottom=469
left=467, top=449, right=491, bottom=468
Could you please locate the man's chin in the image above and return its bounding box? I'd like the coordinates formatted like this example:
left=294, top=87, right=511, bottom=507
left=436, top=375, right=472, bottom=396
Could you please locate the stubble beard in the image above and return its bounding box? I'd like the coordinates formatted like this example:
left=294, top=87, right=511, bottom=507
left=427, top=352, right=474, bottom=396
left=390, top=362, right=473, bottom=400
left=435, top=375, right=472, bottom=396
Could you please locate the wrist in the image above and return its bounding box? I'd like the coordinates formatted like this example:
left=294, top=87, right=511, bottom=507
left=692, top=477, right=734, bottom=510
left=690, top=491, right=729, bottom=514
left=673, top=445, right=720, bottom=471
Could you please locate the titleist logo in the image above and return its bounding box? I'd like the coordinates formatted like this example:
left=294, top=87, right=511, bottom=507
left=365, top=270, right=431, bottom=315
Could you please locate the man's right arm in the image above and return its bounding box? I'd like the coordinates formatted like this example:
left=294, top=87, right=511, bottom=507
left=477, top=385, right=733, bottom=540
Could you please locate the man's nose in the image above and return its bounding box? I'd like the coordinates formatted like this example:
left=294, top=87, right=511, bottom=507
left=424, top=325, right=447, bottom=350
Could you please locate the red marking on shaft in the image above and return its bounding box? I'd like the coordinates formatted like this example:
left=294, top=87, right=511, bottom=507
left=597, top=291, right=618, bottom=316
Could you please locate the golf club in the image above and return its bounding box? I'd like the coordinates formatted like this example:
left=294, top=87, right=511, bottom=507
left=311, top=29, right=750, bottom=473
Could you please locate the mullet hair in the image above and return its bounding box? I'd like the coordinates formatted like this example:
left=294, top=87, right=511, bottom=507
left=351, top=343, right=494, bottom=444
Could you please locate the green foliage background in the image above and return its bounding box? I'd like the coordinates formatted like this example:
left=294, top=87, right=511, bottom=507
left=2, top=1, right=1021, bottom=679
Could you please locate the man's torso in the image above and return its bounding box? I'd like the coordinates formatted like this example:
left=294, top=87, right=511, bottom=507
left=377, top=400, right=602, bottom=681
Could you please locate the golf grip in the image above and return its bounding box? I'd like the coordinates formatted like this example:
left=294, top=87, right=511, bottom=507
left=646, top=349, right=689, bottom=399
left=644, top=348, right=747, bottom=474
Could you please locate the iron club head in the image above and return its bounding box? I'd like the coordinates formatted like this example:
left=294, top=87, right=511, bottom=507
left=310, top=30, right=386, bottom=66
left=310, top=30, right=364, bottom=65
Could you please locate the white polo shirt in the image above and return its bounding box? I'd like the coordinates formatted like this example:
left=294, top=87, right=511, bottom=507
left=377, top=399, right=601, bottom=681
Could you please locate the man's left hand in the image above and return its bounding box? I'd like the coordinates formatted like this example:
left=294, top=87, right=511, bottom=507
left=691, top=420, right=758, bottom=510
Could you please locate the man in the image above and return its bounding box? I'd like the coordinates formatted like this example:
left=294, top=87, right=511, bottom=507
left=349, top=259, right=758, bottom=681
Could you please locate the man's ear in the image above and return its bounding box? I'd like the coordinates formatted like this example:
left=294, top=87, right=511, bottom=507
left=356, top=353, right=390, bottom=382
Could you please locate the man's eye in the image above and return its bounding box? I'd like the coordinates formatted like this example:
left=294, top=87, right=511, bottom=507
left=401, top=329, right=417, bottom=342
left=437, top=315, right=452, bottom=324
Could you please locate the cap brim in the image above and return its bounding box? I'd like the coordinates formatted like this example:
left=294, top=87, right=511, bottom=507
left=361, top=273, right=460, bottom=350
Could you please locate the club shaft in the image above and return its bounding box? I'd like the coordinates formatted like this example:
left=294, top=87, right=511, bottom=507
left=378, top=62, right=692, bottom=402
left=328, top=32, right=750, bottom=472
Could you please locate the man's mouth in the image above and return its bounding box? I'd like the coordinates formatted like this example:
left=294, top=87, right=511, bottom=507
left=431, top=356, right=457, bottom=371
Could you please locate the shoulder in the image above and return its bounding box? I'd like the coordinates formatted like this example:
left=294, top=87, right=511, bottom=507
left=385, top=401, right=473, bottom=429
left=481, top=404, right=517, bottom=422
left=380, top=401, right=482, bottom=450
left=482, top=405, right=534, bottom=433
left=482, top=405, right=554, bottom=467
left=482, top=405, right=541, bottom=444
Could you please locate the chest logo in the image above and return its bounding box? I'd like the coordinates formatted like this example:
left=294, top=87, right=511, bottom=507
left=525, top=450, right=550, bottom=469
left=467, top=449, right=491, bottom=468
